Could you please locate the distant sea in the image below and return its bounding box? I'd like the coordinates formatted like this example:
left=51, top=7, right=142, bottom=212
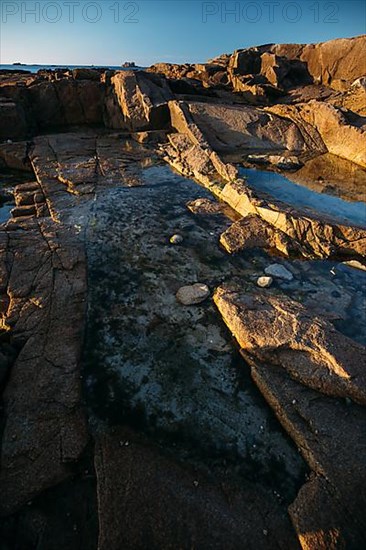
left=0, top=64, right=142, bottom=73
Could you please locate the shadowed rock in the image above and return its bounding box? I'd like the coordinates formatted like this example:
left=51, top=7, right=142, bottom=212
left=94, top=427, right=300, bottom=550
left=0, top=218, right=88, bottom=515
left=220, top=214, right=299, bottom=256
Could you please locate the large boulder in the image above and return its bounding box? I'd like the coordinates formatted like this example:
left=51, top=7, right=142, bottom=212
left=273, top=35, right=366, bottom=89
left=27, top=79, right=104, bottom=129
left=268, top=101, right=366, bottom=168
left=214, top=286, right=366, bottom=404
left=105, top=71, right=172, bottom=130
left=300, top=101, right=366, bottom=168
left=169, top=100, right=325, bottom=153
left=227, top=36, right=366, bottom=91
left=0, top=98, right=28, bottom=140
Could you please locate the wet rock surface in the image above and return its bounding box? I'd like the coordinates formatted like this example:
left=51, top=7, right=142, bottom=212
left=95, top=427, right=300, bottom=550
left=0, top=122, right=365, bottom=547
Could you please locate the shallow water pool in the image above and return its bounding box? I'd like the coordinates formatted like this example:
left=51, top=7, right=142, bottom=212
left=240, top=167, right=366, bottom=228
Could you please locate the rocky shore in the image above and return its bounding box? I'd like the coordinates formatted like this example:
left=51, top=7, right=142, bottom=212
left=0, top=35, right=366, bottom=549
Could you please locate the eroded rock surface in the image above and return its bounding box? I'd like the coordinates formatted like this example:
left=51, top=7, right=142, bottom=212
left=95, top=427, right=300, bottom=550
left=0, top=217, right=88, bottom=515
left=214, top=283, right=366, bottom=548
left=214, top=285, right=366, bottom=404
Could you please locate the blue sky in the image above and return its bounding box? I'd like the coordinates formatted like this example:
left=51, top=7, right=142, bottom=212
left=0, top=0, right=365, bottom=65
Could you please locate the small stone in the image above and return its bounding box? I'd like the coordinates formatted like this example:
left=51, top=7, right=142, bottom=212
left=193, top=480, right=199, bottom=487
left=292, top=399, right=296, bottom=404
left=257, top=276, right=273, bottom=288
left=263, top=529, right=268, bottom=536
left=170, top=234, right=183, bottom=245
left=176, top=283, right=210, bottom=305
left=264, top=264, right=293, bottom=281
left=6, top=139, right=12, bottom=144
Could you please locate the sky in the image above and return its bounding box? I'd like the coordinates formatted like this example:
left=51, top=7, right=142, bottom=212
left=0, top=0, right=365, bottom=66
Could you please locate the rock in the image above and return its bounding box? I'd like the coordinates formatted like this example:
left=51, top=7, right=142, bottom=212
left=342, top=259, right=366, bottom=272
left=176, top=283, right=210, bottom=305
left=0, top=218, right=88, bottom=515
left=286, top=35, right=366, bottom=88
left=226, top=36, right=366, bottom=93
left=186, top=198, right=225, bottom=215
left=0, top=141, right=33, bottom=172
left=254, top=362, right=366, bottom=549
left=220, top=214, right=297, bottom=257
left=264, top=264, right=293, bottom=281
left=213, top=285, right=366, bottom=404
left=262, top=53, right=311, bottom=89
left=27, top=78, right=105, bottom=129
left=105, top=71, right=172, bottom=131
left=257, top=276, right=273, bottom=288
left=221, top=178, right=366, bottom=260
left=299, top=101, right=366, bottom=168
left=163, top=113, right=366, bottom=262
left=268, top=101, right=366, bottom=168
left=94, top=427, right=299, bottom=550
left=171, top=100, right=325, bottom=154
left=163, top=119, right=237, bottom=189
left=227, top=46, right=311, bottom=91
left=169, top=234, right=183, bottom=244
left=71, top=68, right=102, bottom=81
left=352, top=76, right=366, bottom=91
left=246, top=154, right=302, bottom=170
left=0, top=98, right=28, bottom=140
left=267, top=155, right=303, bottom=170
left=131, top=130, right=168, bottom=144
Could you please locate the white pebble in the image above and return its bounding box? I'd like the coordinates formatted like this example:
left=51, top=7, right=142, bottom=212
left=170, top=234, right=183, bottom=244
left=257, top=276, right=273, bottom=288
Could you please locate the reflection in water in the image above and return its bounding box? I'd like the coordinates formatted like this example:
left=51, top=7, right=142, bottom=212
left=240, top=167, right=366, bottom=228
left=291, top=153, right=366, bottom=203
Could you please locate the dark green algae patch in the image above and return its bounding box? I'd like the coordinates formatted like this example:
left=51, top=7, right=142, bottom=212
left=81, top=164, right=308, bottom=502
